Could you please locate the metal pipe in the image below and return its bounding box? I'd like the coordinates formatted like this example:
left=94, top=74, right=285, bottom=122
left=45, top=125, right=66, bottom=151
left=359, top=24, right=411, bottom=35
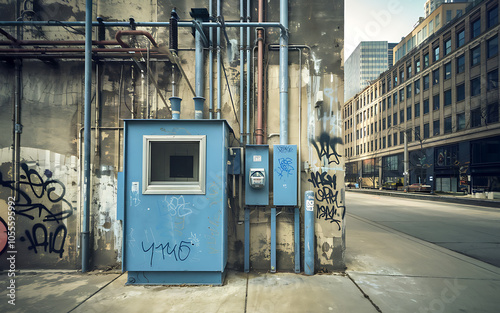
left=0, top=39, right=119, bottom=46
left=194, top=18, right=204, bottom=98
left=209, top=1, right=214, bottom=119
left=82, top=0, right=92, bottom=273
left=271, top=207, right=276, bottom=273
left=0, top=47, right=163, bottom=53
left=246, top=0, right=251, bottom=144
left=115, top=30, right=158, bottom=48
left=240, top=0, right=244, bottom=143
left=217, top=0, right=221, bottom=119
left=256, top=0, right=264, bottom=144
left=146, top=43, right=150, bottom=119
left=244, top=207, right=250, bottom=272
left=279, top=0, right=289, bottom=145
left=294, top=207, right=300, bottom=273
left=0, top=21, right=287, bottom=32
left=170, top=97, right=181, bottom=119
left=304, top=191, right=314, bottom=275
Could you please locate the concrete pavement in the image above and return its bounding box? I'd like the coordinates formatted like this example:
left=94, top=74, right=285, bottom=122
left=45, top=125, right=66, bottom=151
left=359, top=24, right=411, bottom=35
left=1, top=197, right=500, bottom=312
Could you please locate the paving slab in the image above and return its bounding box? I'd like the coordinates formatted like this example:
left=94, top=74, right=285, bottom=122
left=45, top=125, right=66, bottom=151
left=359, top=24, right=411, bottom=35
left=346, top=213, right=500, bottom=312
left=245, top=272, right=378, bottom=313
left=0, top=271, right=119, bottom=313
left=72, top=271, right=247, bottom=313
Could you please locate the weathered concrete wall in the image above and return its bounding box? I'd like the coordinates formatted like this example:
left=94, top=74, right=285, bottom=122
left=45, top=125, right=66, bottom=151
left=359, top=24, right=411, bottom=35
left=0, top=0, right=343, bottom=272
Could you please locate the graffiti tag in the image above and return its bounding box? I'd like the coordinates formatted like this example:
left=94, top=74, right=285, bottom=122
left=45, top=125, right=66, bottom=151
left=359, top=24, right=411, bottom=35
left=142, top=240, right=192, bottom=267
left=311, top=133, right=342, bottom=165
left=275, top=157, right=295, bottom=179
left=19, top=223, right=67, bottom=258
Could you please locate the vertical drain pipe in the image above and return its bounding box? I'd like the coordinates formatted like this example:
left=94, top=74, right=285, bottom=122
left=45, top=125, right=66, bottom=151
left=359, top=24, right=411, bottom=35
left=279, top=0, right=289, bottom=145
left=239, top=0, right=245, bottom=143
left=209, top=2, right=214, bottom=119
left=82, top=0, right=92, bottom=273
left=256, top=0, right=264, bottom=144
left=216, top=0, right=222, bottom=119
left=13, top=0, right=22, bottom=201
left=194, top=17, right=204, bottom=98
left=246, top=0, right=251, bottom=144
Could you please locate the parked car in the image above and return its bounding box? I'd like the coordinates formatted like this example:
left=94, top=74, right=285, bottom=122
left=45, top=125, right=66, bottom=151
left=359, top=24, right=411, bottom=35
left=408, top=183, right=432, bottom=192
left=382, top=181, right=397, bottom=190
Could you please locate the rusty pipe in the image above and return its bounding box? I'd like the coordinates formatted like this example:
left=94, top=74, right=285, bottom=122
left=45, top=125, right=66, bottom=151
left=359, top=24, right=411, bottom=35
left=0, top=47, right=160, bottom=53
left=0, top=28, right=20, bottom=46
left=115, top=30, right=158, bottom=48
left=0, top=40, right=119, bottom=46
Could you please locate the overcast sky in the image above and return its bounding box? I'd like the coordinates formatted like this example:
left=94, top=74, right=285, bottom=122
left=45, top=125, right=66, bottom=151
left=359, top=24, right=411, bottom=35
left=345, top=0, right=426, bottom=59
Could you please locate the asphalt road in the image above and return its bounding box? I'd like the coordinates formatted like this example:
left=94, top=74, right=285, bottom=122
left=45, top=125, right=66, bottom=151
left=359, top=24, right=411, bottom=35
left=346, top=191, right=500, bottom=268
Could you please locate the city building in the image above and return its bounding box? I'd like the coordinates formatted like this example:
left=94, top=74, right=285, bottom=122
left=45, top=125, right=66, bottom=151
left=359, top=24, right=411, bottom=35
left=345, top=41, right=397, bottom=101
left=425, top=0, right=471, bottom=18
left=344, top=0, right=500, bottom=194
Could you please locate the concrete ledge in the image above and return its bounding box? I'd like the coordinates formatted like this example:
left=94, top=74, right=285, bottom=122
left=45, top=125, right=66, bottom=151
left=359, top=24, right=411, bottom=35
left=346, top=188, right=500, bottom=208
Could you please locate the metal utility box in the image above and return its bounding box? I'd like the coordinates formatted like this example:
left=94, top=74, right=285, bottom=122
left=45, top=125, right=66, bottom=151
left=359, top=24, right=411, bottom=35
left=119, top=119, right=231, bottom=285
left=273, top=145, right=298, bottom=206
left=245, top=145, right=269, bottom=205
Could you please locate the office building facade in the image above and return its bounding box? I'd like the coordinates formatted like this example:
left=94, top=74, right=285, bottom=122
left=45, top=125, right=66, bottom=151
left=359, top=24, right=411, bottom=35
left=345, top=41, right=397, bottom=101
left=344, top=0, right=500, bottom=193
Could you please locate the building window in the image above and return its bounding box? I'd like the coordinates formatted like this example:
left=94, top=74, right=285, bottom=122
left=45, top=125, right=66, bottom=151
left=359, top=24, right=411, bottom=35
left=457, top=10, right=463, bottom=18
left=375, top=121, right=378, bottom=132
left=383, top=118, right=386, bottom=130
left=444, top=89, right=452, bottom=106
left=487, top=102, right=499, bottom=124
left=433, top=94, right=440, bottom=111
left=399, top=89, right=405, bottom=102
left=424, top=123, right=430, bottom=139
left=407, top=63, right=412, bottom=78
left=471, top=108, right=482, bottom=128
left=400, top=131, right=404, bottom=145
left=471, top=45, right=481, bottom=67
left=415, top=79, right=421, bottom=95
left=471, top=77, right=481, bottom=97
left=488, top=5, right=498, bottom=29
left=446, top=10, right=452, bottom=23
left=424, top=99, right=430, bottom=114
left=457, top=54, right=465, bottom=73
left=415, top=102, right=420, bottom=118
left=487, top=36, right=498, bottom=58
left=433, top=119, right=440, bottom=136
left=433, top=45, right=440, bottom=62
left=394, top=93, right=398, bottom=105
left=488, top=69, right=498, bottom=91
left=423, top=75, right=430, bottom=90
left=444, top=62, right=452, bottom=80
left=433, top=68, right=440, bottom=85
left=456, top=83, right=465, bottom=102
left=388, top=135, right=392, bottom=147
left=444, top=116, right=452, bottom=134
left=456, top=29, right=465, bottom=48
left=407, top=84, right=412, bottom=98
left=388, top=96, right=392, bottom=109
left=416, top=59, right=421, bottom=73
left=375, top=139, right=378, bottom=150
left=383, top=137, right=386, bottom=149
left=424, top=52, right=430, bottom=68
left=444, top=38, right=452, bottom=55
left=457, top=112, right=466, bottom=130
left=388, top=115, right=392, bottom=128
left=383, top=99, right=386, bottom=111
left=415, top=126, right=421, bottom=141
left=407, top=106, right=412, bottom=120
left=471, top=18, right=481, bottom=39
left=142, top=135, right=207, bottom=195
left=400, top=110, right=404, bottom=124
left=394, top=71, right=398, bottom=87
left=400, top=68, right=405, bottom=83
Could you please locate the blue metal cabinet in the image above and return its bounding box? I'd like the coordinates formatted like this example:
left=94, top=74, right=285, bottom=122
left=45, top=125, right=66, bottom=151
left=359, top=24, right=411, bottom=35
left=245, top=145, right=269, bottom=206
left=121, top=119, right=231, bottom=285
left=273, top=145, right=298, bottom=206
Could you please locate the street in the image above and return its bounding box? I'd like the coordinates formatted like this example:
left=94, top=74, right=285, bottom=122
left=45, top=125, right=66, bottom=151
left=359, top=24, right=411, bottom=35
left=345, top=191, right=500, bottom=267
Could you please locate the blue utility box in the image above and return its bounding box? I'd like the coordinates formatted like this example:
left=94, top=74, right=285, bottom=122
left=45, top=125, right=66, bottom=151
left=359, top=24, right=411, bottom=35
left=119, top=119, right=231, bottom=285
left=245, top=145, right=269, bottom=206
left=273, top=145, right=298, bottom=206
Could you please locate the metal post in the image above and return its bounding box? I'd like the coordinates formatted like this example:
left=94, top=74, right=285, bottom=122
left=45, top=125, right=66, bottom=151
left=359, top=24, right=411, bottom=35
left=239, top=0, right=245, bottom=143
left=244, top=207, right=250, bottom=272
left=279, top=0, right=289, bottom=145
left=271, top=207, right=276, bottom=273
left=82, top=0, right=92, bottom=273
left=246, top=0, right=251, bottom=143
left=294, top=207, right=300, bottom=273
left=304, top=191, right=314, bottom=275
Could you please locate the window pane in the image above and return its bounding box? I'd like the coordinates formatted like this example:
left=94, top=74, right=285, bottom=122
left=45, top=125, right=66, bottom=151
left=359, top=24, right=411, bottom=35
left=488, top=36, right=498, bottom=58
left=444, top=89, right=452, bottom=106
left=433, top=94, right=440, bottom=111
left=457, top=83, right=465, bottom=101
left=471, top=77, right=481, bottom=97
left=457, top=112, right=466, bottom=130
left=444, top=116, right=452, bottom=134
left=471, top=46, right=481, bottom=66
left=488, top=69, right=498, bottom=91
left=457, top=29, right=465, bottom=48
left=444, top=62, right=452, bottom=79
left=433, top=119, right=440, bottom=136
left=457, top=55, right=465, bottom=73
left=471, top=18, right=481, bottom=39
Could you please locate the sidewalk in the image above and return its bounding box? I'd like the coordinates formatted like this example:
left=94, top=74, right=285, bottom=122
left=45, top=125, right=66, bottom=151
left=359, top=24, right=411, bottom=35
left=1, top=214, right=500, bottom=312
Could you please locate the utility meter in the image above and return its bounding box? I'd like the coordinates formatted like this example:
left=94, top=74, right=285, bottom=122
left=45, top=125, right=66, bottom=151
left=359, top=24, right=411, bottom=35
left=249, top=168, right=266, bottom=189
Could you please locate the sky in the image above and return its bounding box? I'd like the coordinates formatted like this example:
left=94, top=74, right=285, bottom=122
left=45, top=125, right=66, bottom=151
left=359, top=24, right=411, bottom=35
left=345, top=0, right=427, bottom=59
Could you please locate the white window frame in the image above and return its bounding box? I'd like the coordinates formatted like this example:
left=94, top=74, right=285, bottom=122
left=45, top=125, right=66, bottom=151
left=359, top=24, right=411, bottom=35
left=142, top=135, right=206, bottom=195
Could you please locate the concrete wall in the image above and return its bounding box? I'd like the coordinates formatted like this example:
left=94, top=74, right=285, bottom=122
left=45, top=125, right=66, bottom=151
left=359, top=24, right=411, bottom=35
left=0, top=0, right=344, bottom=273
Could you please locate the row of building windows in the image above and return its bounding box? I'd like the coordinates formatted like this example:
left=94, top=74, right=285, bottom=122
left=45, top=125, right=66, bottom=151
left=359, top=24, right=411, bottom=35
left=346, top=102, right=499, bottom=158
